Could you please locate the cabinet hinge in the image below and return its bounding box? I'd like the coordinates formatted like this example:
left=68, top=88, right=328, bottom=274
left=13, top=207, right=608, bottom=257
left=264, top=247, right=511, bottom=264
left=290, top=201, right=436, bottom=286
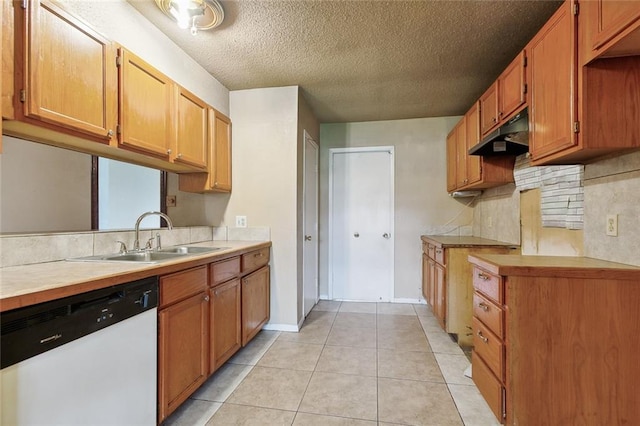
left=523, top=83, right=528, bottom=95
left=20, top=0, right=27, bottom=9
left=573, top=2, right=579, bottom=15
left=116, top=55, right=122, bottom=67
left=19, top=89, right=26, bottom=103
left=523, top=56, right=527, bottom=68
left=116, top=124, right=121, bottom=134
left=573, top=121, right=580, bottom=133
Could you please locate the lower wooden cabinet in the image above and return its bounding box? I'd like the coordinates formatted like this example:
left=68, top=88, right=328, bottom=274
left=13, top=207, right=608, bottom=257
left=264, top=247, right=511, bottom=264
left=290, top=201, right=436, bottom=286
left=241, top=265, right=270, bottom=346
left=158, top=266, right=209, bottom=423
left=209, top=278, right=241, bottom=373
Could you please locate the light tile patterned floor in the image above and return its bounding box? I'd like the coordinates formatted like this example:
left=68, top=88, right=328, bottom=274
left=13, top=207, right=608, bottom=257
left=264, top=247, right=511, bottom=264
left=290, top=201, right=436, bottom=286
left=164, top=301, right=499, bottom=426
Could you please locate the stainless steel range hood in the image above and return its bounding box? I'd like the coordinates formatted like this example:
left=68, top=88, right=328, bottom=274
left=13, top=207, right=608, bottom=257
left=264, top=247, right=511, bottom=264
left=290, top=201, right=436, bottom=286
left=469, top=109, right=529, bottom=156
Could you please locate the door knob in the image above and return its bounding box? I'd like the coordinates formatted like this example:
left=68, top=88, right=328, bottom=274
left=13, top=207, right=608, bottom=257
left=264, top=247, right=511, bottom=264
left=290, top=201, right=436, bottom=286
left=354, top=232, right=360, bottom=238
left=304, top=235, right=312, bottom=241
left=383, top=233, right=390, bottom=239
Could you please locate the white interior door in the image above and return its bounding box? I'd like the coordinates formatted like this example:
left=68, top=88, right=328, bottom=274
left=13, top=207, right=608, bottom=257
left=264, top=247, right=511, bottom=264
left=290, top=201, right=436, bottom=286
left=303, top=132, right=319, bottom=317
left=329, top=147, right=394, bottom=302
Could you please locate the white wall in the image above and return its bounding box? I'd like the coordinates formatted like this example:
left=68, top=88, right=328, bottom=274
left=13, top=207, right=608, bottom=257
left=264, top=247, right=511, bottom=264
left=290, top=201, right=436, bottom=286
left=226, top=86, right=300, bottom=329
left=319, top=117, right=468, bottom=301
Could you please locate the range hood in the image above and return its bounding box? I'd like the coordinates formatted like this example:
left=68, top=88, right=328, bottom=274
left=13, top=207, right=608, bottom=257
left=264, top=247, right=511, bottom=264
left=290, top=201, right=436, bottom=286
left=469, top=109, right=529, bottom=156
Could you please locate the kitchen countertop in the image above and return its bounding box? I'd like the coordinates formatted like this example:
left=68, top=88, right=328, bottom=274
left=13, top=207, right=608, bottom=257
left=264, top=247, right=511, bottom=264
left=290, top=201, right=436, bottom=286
left=468, top=254, right=640, bottom=280
left=0, top=240, right=271, bottom=312
left=421, top=235, right=519, bottom=249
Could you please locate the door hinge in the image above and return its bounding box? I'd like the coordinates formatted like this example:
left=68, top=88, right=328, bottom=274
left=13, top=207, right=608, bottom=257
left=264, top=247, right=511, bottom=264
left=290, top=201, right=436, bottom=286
left=573, top=121, right=580, bottom=133
left=19, top=89, right=26, bottom=103
left=573, top=2, right=579, bottom=15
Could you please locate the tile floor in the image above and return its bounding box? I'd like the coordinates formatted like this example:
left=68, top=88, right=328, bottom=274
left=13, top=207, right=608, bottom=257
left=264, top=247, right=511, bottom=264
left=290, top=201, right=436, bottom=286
left=164, top=301, right=499, bottom=426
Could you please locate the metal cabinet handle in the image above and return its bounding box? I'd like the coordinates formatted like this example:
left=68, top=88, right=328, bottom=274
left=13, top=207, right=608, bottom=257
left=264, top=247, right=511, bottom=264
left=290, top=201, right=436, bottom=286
left=107, top=129, right=114, bottom=138
left=354, top=233, right=360, bottom=238
left=478, top=272, right=490, bottom=281
left=204, top=295, right=210, bottom=302
left=478, top=302, right=489, bottom=311
left=304, top=235, right=312, bottom=241
left=177, top=153, right=183, bottom=158
left=477, top=330, right=488, bottom=343
left=167, top=149, right=172, bottom=154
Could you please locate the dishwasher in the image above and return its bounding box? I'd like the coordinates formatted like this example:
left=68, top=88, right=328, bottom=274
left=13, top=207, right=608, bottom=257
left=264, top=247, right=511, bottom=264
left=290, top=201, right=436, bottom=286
left=1, top=277, right=158, bottom=426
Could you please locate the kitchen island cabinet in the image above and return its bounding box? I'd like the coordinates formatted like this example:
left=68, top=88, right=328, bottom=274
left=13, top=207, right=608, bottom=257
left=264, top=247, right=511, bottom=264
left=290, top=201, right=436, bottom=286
left=420, top=236, right=517, bottom=347
left=468, top=254, right=640, bottom=424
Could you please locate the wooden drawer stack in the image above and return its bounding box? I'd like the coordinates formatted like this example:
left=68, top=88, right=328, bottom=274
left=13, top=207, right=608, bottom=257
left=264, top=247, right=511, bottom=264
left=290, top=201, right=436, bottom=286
left=471, top=265, right=506, bottom=423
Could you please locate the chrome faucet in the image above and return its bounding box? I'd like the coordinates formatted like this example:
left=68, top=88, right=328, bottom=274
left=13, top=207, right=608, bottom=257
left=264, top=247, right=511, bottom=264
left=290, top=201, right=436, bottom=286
left=133, top=211, right=174, bottom=251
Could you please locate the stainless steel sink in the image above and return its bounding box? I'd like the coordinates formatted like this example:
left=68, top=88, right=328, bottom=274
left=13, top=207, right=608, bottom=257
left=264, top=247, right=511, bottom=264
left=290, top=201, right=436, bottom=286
left=158, top=246, right=225, bottom=254
left=102, top=252, right=186, bottom=262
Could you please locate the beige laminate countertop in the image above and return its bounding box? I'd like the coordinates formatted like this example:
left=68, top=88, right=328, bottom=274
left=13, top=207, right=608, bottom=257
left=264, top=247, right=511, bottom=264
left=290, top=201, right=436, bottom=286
left=468, top=254, right=640, bottom=280
left=421, top=235, right=519, bottom=249
left=0, top=240, right=271, bottom=312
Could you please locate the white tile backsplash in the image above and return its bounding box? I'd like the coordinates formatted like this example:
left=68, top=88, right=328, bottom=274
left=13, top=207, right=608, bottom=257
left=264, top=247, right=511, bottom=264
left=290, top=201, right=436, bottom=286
left=0, top=233, right=94, bottom=267
left=227, top=227, right=271, bottom=241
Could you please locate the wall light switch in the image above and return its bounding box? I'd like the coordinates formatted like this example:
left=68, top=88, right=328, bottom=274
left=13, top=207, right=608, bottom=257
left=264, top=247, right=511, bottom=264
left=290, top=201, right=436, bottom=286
left=606, top=214, right=618, bottom=236
left=235, top=215, right=247, bottom=228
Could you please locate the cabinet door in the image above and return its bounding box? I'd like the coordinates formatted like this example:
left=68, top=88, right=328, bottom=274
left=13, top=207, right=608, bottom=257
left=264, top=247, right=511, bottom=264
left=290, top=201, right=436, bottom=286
left=2, top=0, right=14, bottom=125
left=465, top=102, right=482, bottom=186
left=421, top=253, right=429, bottom=301
left=119, top=48, right=173, bottom=159
left=590, top=0, right=640, bottom=52
left=528, top=1, right=578, bottom=161
left=446, top=128, right=457, bottom=192
left=210, top=109, right=232, bottom=192
left=241, top=265, right=270, bottom=346
left=479, top=82, right=499, bottom=136
left=498, top=51, right=526, bottom=121
left=427, top=258, right=436, bottom=310
left=21, top=0, right=116, bottom=140
left=175, top=86, right=208, bottom=169
left=434, top=262, right=446, bottom=329
left=158, top=291, right=209, bottom=422
left=210, top=278, right=241, bottom=373
left=455, top=116, right=468, bottom=188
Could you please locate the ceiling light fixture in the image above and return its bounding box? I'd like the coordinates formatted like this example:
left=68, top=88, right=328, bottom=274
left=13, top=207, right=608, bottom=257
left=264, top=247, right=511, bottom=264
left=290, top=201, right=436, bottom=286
left=155, top=0, right=224, bottom=36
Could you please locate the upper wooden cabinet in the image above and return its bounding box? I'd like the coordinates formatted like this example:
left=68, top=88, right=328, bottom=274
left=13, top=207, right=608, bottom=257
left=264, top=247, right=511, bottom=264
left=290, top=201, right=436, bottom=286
left=465, top=102, right=482, bottom=186
left=14, top=0, right=117, bottom=141
left=582, top=0, right=640, bottom=62
left=480, top=51, right=527, bottom=138
left=454, top=116, right=468, bottom=188
left=179, top=109, right=233, bottom=193
left=446, top=127, right=458, bottom=193
left=118, top=48, right=173, bottom=160
left=174, top=85, right=208, bottom=169
left=528, top=0, right=640, bottom=165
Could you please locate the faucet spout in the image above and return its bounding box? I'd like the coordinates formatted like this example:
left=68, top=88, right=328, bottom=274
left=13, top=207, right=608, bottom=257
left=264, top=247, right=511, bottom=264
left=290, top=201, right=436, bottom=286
left=133, top=211, right=174, bottom=251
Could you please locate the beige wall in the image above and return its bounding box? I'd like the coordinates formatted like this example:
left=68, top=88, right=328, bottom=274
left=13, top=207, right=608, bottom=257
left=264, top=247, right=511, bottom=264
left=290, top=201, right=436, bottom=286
left=319, top=117, right=468, bottom=301
left=226, top=86, right=301, bottom=329
left=473, top=150, right=640, bottom=267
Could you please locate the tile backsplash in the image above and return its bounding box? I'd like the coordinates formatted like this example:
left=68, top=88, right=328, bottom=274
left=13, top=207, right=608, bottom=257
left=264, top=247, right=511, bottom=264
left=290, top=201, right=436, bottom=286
left=0, top=226, right=268, bottom=268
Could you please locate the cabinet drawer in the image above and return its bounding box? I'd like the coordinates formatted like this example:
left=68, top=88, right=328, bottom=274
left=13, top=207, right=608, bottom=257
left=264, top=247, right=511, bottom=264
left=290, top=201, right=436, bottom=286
left=434, top=246, right=445, bottom=265
left=473, top=317, right=504, bottom=381
left=473, top=292, right=503, bottom=338
left=210, top=257, right=241, bottom=285
left=160, top=266, right=208, bottom=308
left=472, top=266, right=502, bottom=304
left=242, top=247, right=270, bottom=273
left=472, top=350, right=504, bottom=423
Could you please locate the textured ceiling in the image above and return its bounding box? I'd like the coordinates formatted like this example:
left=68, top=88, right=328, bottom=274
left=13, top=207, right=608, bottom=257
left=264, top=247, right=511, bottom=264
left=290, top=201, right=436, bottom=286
left=128, top=0, right=562, bottom=123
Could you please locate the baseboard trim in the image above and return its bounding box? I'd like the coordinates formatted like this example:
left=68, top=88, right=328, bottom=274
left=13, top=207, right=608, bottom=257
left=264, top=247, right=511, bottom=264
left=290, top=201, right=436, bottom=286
left=262, top=323, right=299, bottom=332
left=393, top=297, right=426, bottom=304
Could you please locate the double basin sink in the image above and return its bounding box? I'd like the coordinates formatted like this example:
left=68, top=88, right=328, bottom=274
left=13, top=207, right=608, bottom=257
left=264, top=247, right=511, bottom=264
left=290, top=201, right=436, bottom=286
left=69, top=246, right=227, bottom=264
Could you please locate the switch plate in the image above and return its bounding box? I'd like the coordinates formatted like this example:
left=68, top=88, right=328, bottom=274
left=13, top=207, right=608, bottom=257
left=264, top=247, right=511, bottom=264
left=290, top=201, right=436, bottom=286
left=166, top=195, right=177, bottom=207
left=606, top=214, right=618, bottom=236
left=235, top=215, right=247, bottom=228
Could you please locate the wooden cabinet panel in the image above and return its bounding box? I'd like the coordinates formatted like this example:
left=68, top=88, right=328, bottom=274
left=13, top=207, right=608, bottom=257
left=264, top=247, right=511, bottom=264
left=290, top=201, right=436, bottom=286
left=158, top=291, right=209, bottom=422
left=159, top=265, right=207, bottom=308
left=175, top=86, right=208, bottom=169
left=242, top=247, right=270, bottom=273
left=473, top=292, right=503, bottom=338
left=421, top=253, right=428, bottom=301
left=434, top=262, right=446, bottom=329
left=472, top=317, right=504, bottom=381
left=455, top=116, right=468, bottom=188
left=241, top=265, right=270, bottom=346
left=497, top=51, right=526, bottom=121
left=465, top=102, right=482, bottom=185
left=211, top=256, right=241, bottom=285
left=479, top=82, right=499, bottom=136
left=211, top=110, right=232, bottom=191
left=472, top=266, right=503, bottom=305
left=472, top=351, right=504, bottom=422
left=118, top=48, right=173, bottom=159
left=528, top=1, right=578, bottom=162
left=445, top=129, right=457, bottom=193
left=209, top=278, right=241, bottom=373
left=2, top=0, right=15, bottom=126
left=590, top=0, right=640, bottom=53
left=19, top=0, right=117, bottom=140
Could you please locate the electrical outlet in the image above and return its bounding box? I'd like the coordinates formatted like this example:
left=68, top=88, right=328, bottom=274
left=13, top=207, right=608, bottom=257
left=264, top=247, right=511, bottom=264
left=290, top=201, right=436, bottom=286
left=235, top=215, right=247, bottom=228
left=166, top=195, right=177, bottom=207
left=606, top=214, right=618, bottom=236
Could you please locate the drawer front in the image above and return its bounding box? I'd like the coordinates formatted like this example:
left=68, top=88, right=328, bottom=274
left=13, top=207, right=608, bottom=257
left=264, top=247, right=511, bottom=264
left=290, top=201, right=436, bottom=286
left=242, top=247, right=270, bottom=273
left=472, top=266, right=502, bottom=304
left=473, top=292, right=504, bottom=338
left=160, top=265, right=208, bottom=307
left=427, top=243, right=436, bottom=260
left=434, top=246, right=445, bottom=265
left=473, top=351, right=504, bottom=423
left=473, top=317, right=504, bottom=381
left=211, top=256, right=241, bottom=285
